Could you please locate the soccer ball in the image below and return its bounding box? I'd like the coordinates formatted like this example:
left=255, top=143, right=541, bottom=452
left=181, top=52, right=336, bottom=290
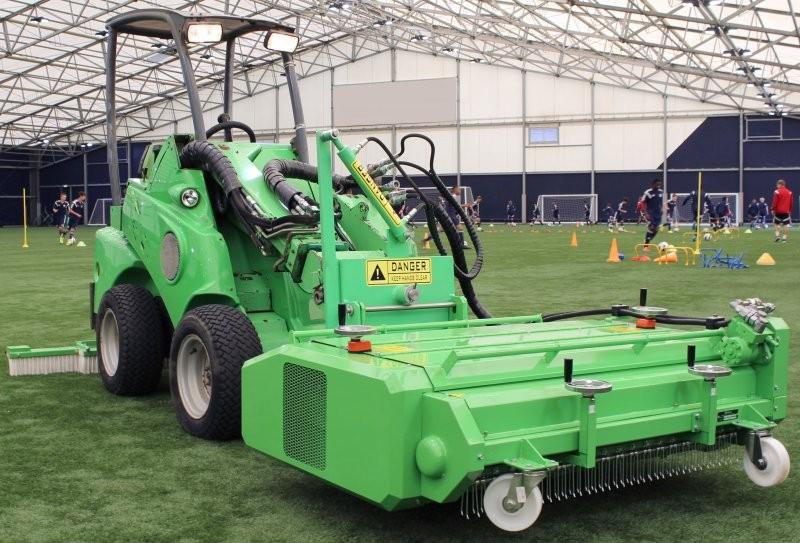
left=703, top=233, right=713, bottom=241
left=477, top=227, right=483, bottom=232
left=657, top=241, right=669, bottom=251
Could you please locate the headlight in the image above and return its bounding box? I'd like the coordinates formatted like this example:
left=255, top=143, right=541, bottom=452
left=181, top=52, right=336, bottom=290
left=187, top=23, right=222, bottom=43
left=264, top=30, right=299, bottom=53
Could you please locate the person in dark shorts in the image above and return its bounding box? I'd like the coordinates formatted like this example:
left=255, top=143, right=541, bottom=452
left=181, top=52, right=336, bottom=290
left=602, top=203, right=615, bottom=231
left=52, top=192, right=70, bottom=244
left=666, top=193, right=678, bottom=231
left=65, top=192, right=87, bottom=246
left=772, top=179, right=793, bottom=242
left=506, top=200, right=517, bottom=225
left=530, top=203, right=543, bottom=226
left=615, top=197, right=629, bottom=231
left=757, top=197, right=769, bottom=229
left=583, top=201, right=592, bottom=225
left=642, top=179, right=663, bottom=246
left=551, top=203, right=560, bottom=225
left=746, top=198, right=759, bottom=229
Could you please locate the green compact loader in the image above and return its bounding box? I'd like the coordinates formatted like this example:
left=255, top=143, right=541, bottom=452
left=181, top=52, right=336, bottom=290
left=90, top=9, right=790, bottom=532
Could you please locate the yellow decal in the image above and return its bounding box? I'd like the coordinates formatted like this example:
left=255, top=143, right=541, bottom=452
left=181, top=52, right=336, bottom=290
left=604, top=325, right=641, bottom=334
left=373, top=344, right=413, bottom=353
left=366, top=258, right=432, bottom=285
left=352, top=159, right=402, bottom=226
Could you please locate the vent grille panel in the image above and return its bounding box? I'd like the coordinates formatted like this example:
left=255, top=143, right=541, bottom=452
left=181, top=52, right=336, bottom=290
left=282, top=363, right=327, bottom=470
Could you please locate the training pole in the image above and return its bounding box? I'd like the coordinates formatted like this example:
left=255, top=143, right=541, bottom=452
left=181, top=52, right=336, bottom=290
left=693, top=172, right=702, bottom=255
left=22, top=187, right=29, bottom=248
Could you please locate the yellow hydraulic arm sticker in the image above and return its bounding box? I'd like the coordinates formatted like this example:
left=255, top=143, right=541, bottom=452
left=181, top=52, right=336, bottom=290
left=352, top=159, right=402, bottom=226
left=366, top=258, right=432, bottom=285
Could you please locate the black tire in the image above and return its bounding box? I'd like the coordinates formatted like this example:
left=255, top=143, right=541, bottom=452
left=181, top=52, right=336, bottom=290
left=169, top=304, right=262, bottom=440
left=96, top=284, right=166, bottom=396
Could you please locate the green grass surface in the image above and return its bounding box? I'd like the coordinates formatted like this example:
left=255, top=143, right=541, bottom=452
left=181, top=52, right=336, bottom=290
left=1, top=224, right=799, bottom=542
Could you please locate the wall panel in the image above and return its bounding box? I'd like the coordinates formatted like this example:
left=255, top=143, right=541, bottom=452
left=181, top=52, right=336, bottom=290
left=461, top=125, right=522, bottom=173
left=460, top=62, right=522, bottom=121
left=595, top=119, right=664, bottom=171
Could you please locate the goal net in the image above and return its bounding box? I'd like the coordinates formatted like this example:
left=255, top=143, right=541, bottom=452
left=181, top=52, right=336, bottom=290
left=535, top=194, right=598, bottom=223
left=87, top=198, right=112, bottom=226
left=673, top=192, right=740, bottom=225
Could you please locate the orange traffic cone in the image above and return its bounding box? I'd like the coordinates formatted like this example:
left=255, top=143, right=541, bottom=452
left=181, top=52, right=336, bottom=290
left=607, top=238, right=621, bottom=263
left=570, top=231, right=578, bottom=247
left=756, top=252, right=776, bottom=265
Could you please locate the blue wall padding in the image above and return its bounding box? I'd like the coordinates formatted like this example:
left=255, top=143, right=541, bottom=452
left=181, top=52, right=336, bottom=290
left=782, top=117, right=800, bottom=138
left=594, top=171, right=660, bottom=212
left=665, top=116, right=739, bottom=169
left=744, top=170, right=799, bottom=219
left=666, top=170, right=738, bottom=194
left=0, top=168, right=30, bottom=225
left=0, top=168, right=28, bottom=195
left=525, top=172, right=591, bottom=206
left=746, top=119, right=781, bottom=138
left=744, top=140, right=800, bottom=168
left=462, top=174, right=522, bottom=220
left=40, top=156, right=83, bottom=188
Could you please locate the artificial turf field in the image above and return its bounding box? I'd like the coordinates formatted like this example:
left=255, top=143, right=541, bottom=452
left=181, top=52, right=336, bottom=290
left=1, top=224, right=799, bottom=543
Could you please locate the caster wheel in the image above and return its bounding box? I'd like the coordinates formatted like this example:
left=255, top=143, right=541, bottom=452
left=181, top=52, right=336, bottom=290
left=743, top=437, right=790, bottom=487
left=483, top=474, right=543, bottom=532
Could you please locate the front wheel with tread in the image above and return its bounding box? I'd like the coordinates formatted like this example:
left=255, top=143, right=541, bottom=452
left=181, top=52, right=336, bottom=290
left=96, top=284, right=166, bottom=396
left=169, top=304, right=262, bottom=440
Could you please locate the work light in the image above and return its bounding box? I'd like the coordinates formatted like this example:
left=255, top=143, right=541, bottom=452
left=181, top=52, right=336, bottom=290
left=187, top=23, right=222, bottom=43
left=264, top=30, right=299, bottom=53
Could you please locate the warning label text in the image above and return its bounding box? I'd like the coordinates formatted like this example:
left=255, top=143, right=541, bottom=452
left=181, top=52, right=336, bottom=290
left=366, top=258, right=432, bottom=285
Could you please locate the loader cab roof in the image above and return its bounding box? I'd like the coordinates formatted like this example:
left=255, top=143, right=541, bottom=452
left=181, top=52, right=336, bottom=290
left=106, top=9, right=293, bottom=40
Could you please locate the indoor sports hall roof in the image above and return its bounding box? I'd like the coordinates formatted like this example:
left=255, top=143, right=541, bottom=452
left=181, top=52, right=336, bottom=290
left=1, top=0, right=798, bottom=165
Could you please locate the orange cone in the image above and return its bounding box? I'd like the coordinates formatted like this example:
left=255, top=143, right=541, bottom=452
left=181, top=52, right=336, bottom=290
left=570, top=231, right=578, bottom=247
left=756, top=252, right=776, bottom=265
left=607, top=238, right=621, bottom=263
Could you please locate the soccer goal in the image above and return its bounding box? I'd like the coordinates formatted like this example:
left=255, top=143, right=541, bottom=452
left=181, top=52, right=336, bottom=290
left=536, top=194, right=598, bottom=223
left=87, top=198, right=112, bottom=226
left=673, top=192, right=741, bottom=225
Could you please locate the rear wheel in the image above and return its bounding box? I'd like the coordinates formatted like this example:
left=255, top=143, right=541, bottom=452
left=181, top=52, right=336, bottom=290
left=96, top=284, right=166, bottom=395
left=169, top=305, right=262, bottom=440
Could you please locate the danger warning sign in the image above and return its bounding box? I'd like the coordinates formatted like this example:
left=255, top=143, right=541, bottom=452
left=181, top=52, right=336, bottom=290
left=366, top=258, right=432, bottom=285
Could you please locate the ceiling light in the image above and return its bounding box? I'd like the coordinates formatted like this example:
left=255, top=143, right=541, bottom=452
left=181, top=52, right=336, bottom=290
left=200, top=52, right=212, bottom=60
left=441, top=46, right=454, bottom=53
left=95, top=30, right=108, bottom=37
left=472, top=57, right=484, bottom=63
left=31, top=15, right=44, bottom=23
left=411, top=34, right=427, bottom=42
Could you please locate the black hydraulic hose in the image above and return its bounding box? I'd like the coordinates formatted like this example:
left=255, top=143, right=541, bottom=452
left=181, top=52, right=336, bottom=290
left=180, top=141, right=317, bottom=234
left=398, top=160, right=485, bottom=280
left=541, top=308, right=613, bottom=322
left=180, top=140, right=243, bottom=195
left=543, top=306, right=730, bottom=329
left=263, top=159, right=354, bottom=210
left=364, top=136, right=491, bottom=318
left=206, top=120, right=257, bottom=143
